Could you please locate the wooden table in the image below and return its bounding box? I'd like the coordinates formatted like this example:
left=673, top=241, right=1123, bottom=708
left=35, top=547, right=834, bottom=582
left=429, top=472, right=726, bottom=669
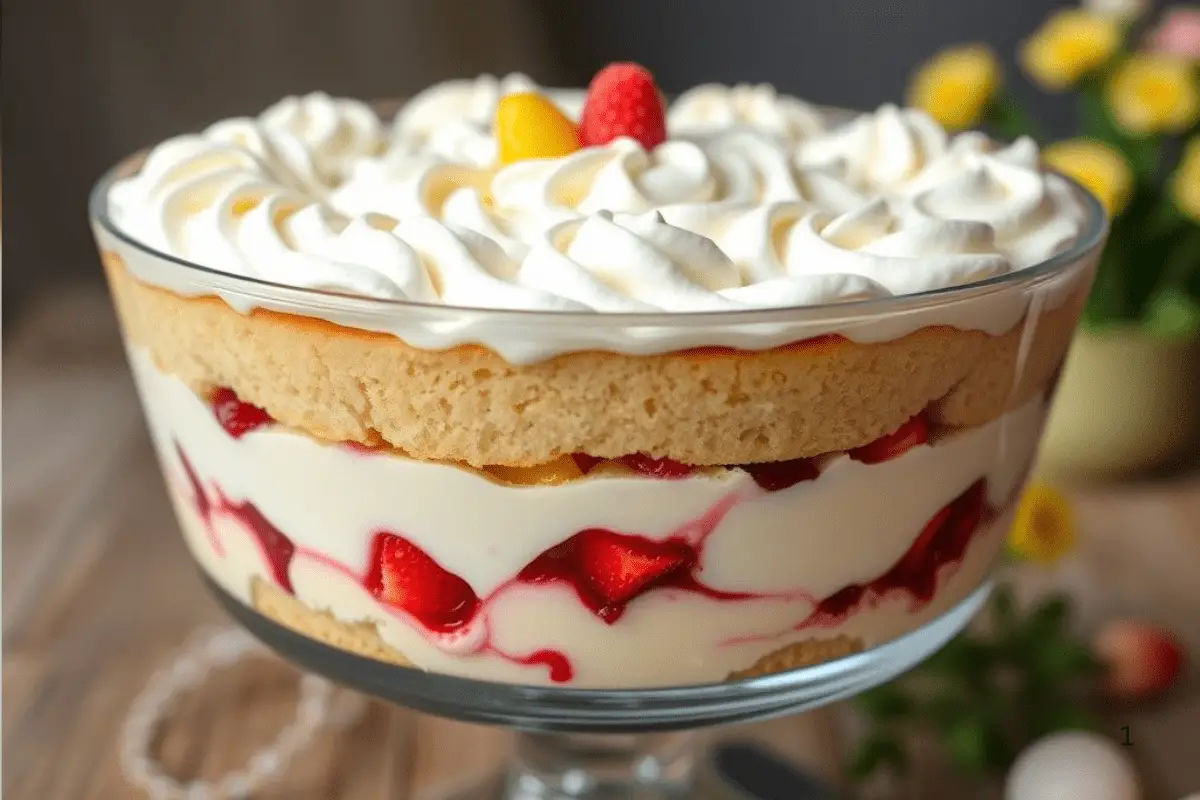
left=4, top=286, right=1199, bottom=799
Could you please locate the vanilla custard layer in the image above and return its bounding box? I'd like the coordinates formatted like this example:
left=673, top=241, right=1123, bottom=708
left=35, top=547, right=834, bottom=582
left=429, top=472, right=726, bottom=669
left=128, top=346, right=1046, bottom=687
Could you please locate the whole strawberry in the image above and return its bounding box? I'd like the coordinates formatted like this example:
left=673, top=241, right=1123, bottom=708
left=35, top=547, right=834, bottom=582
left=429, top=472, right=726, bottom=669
left=578, top=62, right=667, bottom=150
left=1093, top=618, right=1186, bottom=700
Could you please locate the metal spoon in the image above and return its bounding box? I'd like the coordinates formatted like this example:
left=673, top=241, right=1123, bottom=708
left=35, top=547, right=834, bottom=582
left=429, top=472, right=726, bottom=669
left=704, top=740, right=845, bottom=800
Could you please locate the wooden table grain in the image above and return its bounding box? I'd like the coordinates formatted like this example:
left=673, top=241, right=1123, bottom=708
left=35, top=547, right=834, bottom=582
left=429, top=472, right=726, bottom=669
left=4, top=286, right=1199, bottom=800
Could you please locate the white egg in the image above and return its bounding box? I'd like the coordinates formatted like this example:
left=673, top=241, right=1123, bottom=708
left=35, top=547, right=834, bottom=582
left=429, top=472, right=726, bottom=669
left=1005, top=731, right=1142, bottom=800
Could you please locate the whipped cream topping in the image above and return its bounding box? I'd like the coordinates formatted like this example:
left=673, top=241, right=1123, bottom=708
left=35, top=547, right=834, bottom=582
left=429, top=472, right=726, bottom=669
left=669, top=83, right=826, bottom=144
left=392, top=73, right=585, bottom=167
left=107, top=75, right=1090, bottom=317
left=796, top=104, right=947, bottom=190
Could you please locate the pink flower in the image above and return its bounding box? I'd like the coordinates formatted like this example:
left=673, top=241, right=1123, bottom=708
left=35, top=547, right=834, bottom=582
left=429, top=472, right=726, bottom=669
left=1147, top=6, right=1200, bottom=59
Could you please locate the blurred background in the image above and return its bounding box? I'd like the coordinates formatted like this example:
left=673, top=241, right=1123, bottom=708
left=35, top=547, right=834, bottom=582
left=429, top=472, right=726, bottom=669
left=7, top=0, right=1175, bottom=323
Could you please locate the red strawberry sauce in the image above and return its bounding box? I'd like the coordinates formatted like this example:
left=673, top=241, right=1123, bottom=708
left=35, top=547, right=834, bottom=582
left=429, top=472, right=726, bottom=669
left=176, top=423, right=996, bottom=683
left=800, top=479, right=986, bottom=626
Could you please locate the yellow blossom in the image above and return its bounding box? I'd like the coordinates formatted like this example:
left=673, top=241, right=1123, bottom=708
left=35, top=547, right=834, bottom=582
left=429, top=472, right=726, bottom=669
left=908, top=45, right=1002, bottom=130
left=1107, top=54, right=1200, bottom=134
left=1020, top=10, right=1122, bottom=90
left=1043, top=139, right=1134, bottom=215
left=1171, top=136, right=1200, bottom=222
left=1008, top=484, right=1077, bottom=564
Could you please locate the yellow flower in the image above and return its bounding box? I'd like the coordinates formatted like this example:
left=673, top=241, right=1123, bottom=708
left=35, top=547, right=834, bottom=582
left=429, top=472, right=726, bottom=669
left=1171, top=136, right=1200, bottom=222
left=1020, top=10, right=1122, bottom=90
left=1107, top=54, right=1200, bottom=134
left=1008, top=484, right=1077, bottom=564
left=1043, top=139, right=1134, bottom=215
left=909, top=45, right=1002, bottom=130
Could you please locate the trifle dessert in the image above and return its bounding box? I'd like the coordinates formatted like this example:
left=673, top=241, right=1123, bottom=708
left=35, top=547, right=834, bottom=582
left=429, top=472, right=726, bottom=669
left=93, top=64, right=1103, bottom=689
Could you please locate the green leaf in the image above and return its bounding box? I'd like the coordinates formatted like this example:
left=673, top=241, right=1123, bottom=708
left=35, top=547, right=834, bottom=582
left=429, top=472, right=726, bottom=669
left=845, top=732, right=908, bottom=780
left=1144, top=286, right=1200, bottom=339
left=1078, top=78, right=1123, bottom=148
left=987, top=93, right=1045, bottom=143
left=923, top=692, right=972, bottom=731
left=1076, top=75, right=1161, bottom=180
left=1142, top=193, right=1191, bottom=241
left=923, top=636, right=996, bottom=690
left=1030, top=640, right=1099, bottom=682
left=1117, top=187, right=1179, bottom=314
left=942, top=718, right=1012, bottom=775
left=1142, top=226, right=1200, bottom=326
left=1023, top=595, right=1071, bottom=642
left=856, top=683, right=915, bottom=721
left=1126, top=137, right=1161, bottom=183
left=1083, top=235, right=1132, bottom=326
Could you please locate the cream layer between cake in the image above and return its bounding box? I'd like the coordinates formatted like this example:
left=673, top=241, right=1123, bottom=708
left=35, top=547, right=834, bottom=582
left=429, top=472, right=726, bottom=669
left=128, top=346, right=1047, bottom=688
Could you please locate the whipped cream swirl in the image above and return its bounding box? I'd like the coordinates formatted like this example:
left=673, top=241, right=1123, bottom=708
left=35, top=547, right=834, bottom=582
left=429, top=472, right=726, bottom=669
left=107, top=79, right=1090, bottom=317
left=899, top=134, right=1087, bottom=267
left=392, top=73, right=585, bottom=167
left=669, top=83, right=826, bottom=144
left=797, top=104, right=948, bottom=190
left=204, top=93, right=385, bottom=191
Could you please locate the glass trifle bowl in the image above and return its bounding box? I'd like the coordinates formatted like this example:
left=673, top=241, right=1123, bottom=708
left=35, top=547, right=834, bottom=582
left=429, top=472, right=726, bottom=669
left=90, top=73, right=1106, bottom=798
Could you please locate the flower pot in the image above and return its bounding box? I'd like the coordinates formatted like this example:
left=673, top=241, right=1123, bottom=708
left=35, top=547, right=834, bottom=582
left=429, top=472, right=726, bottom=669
left=1037, top=327, right=1200, bottom=482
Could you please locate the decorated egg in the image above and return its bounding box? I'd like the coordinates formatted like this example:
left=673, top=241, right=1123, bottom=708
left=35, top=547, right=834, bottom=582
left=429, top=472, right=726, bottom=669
left=1005, top=731, right=1141, bottom=800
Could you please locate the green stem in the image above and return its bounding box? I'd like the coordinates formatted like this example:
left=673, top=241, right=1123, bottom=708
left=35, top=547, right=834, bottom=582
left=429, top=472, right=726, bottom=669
left=1128, top=136, right=1161, bottom=183
left=1078, top=77, right=1121, bottom=146
left=1143, top=196, right=1190, bottom=240
left=1083, top=233, right=1132, bottom=327
left=1152, top=227, right=1200, bottom=296
left=1078, top=76, right=1161, bottom=181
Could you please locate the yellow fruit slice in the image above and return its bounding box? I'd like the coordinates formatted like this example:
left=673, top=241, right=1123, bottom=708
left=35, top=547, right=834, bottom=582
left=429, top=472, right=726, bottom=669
left=495, top=92, right=580, bottom=166
left=483, top=454, right=585, bottom=486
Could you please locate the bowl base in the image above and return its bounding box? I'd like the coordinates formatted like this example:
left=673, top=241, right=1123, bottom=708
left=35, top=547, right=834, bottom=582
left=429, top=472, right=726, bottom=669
left=169, top=574, right=995, bottom=798
left=204, top=573, right=992, bottom=733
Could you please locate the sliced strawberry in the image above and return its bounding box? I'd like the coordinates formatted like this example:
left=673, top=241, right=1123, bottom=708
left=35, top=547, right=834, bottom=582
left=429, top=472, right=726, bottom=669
left=211, top=387, right=273, bottom=439
left=741, top=457, right=820, bottom=491
left=578, top=62, right=667, bottom=150
left=364, top=533, right=479, bottom=633
left=849, top=413, right=930, bottom=465
left=620, top=453, right=695, bottom=479
left=577, top=529, right=691, bottom=618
